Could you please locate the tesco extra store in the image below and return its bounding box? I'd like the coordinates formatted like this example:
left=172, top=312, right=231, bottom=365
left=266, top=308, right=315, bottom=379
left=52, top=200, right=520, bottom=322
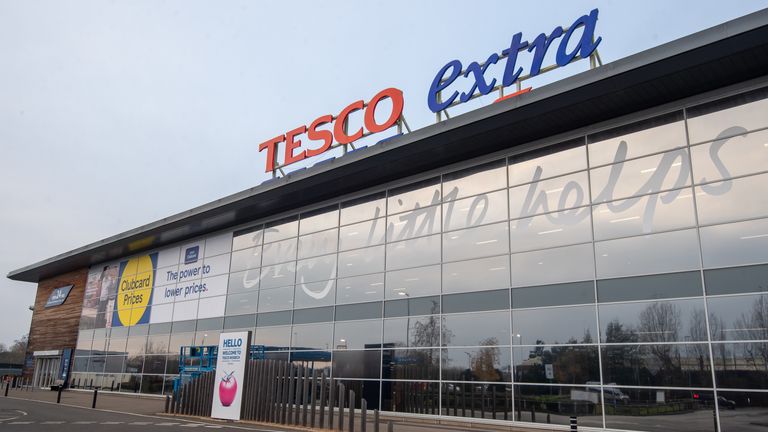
left=9, top=9, right=768, bottom=432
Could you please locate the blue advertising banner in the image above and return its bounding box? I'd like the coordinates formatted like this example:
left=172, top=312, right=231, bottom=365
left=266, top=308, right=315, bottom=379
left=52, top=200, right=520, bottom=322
left=45, top=285, right=73, bottom=308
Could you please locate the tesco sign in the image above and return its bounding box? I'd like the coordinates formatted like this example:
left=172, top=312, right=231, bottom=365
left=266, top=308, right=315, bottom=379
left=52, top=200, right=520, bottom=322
left=257, top=9, right=602, bottom=174
left=259, top=87, right=404, bottom=173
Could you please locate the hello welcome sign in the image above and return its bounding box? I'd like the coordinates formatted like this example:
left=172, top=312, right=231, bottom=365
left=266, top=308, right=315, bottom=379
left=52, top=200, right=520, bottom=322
left=211, top=331, right=251, bottom=421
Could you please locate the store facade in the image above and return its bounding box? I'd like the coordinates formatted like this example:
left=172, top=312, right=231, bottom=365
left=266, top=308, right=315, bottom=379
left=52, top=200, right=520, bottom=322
left=9, top=9, right=768, bottom=432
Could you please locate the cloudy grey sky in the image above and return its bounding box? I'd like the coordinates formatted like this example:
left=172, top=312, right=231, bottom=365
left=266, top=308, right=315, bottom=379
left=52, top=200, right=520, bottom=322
left=1, top=0, right=766, bottom=346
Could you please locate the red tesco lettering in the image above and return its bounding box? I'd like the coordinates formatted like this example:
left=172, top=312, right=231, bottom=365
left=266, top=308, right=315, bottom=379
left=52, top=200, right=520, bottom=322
left=259, top=87, right=404, bottom=173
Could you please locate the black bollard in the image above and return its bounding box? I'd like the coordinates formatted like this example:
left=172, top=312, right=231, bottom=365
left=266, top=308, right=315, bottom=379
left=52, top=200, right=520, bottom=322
left=92, top=389, right=98, bottom=408
left=4, top=382, right=9, bottom=397
left=570, top=415, right=578, bottom=431
left=165, top=395, right=171, bottom=413
left=57, top=385, right=63, bottom=404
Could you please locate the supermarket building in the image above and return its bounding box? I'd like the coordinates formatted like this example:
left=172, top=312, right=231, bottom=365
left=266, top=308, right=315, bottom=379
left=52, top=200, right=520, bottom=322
left=8, top=9, right=768, bottom=432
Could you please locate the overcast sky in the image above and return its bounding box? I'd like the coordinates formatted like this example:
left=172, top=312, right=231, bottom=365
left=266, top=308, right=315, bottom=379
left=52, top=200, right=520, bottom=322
left=1, top=0, right=766, bottom=346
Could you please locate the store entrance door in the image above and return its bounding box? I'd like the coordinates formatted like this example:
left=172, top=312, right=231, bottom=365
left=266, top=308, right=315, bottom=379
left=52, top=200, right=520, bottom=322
left=32, top=356, right=60, bottom=388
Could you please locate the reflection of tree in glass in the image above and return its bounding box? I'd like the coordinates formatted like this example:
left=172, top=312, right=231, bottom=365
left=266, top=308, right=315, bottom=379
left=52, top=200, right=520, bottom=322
left=472, top=338, right=501, bottom=382
left=734, top=296, right=768, bottom=373
left=686, top=309, right=711, bottom=373
left=409, top=300, right=451, bottom=348
left=638, top=302, right=682, bottom=372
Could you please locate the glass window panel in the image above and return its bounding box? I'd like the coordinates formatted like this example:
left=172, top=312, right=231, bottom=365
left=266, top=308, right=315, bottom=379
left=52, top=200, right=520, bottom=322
left=687, top=89, right=768, bottom=144
left=387, top=205, right=441, bottom=242
left=227, top=269, right=260, bottom=294
left=385, top=265, right=440, bottom=299
left=443, top=222, right=509, bottom=262
left=336, top=273, right=384, bottom=304
left=383, top=315, right=442, bottom=348
left=261, top=238, right=297, bottom=266
left=335, top=302, right=382, bottom=321
left=599, top=297, right=707, bottom=343
left=171, top=320, right=196, bottom=333
left=232, top=225, right=264, bottom=251
left=223, top=314, right=255, bottom=330
left=603, top=387, right=715, bottom=432
left=142, top=356, right=167, bottom=375
left=696, top=172, right=768, bottom=225
left=700, top=218, right=768, bottom=268
left=515, top=385, right=603, bottom=428
left=442, top=255, right=510, bottom=294
left=148, top=322, right=171, bottom=335
left=597, top=271, right=703, bottom=302
left=332, top=350, right=381, bottom=379
left=125, top=336, right=147, bottom=356
left=691, top=128, right=768, bottom=183
left=718, top=390, right=768, bottom=430
left=382, top=381, right=440, bottom=414
left=264, top=218, right=298, bottom=243
left=510, top=172, right=589, bottom=219
left=383, top=349, right=440, bottom=381
left=587, top=114, right=686, bottom=167
left=259, top=262, right=296, bottom=289
left=386, top=234, right=441, bottom=271
left=591, top=149, right=691, bottom=204
left=443, top=311, right=510, bottom=347
left=442, top=289, right=510, bottom=314
left=387, top=178, right=441, bottom=215
left=105, top=355, right=126, bottom=373
left=257, top=286, right=293, bottom=312
left=334, top=320, right=383, bottom=349
left=291, top=323, right=333, bottom=351
left=339, top=218, right=385, bottom=251
left=340, top=193, right=386, bottom=226
left=294, top=279, right=335, bottom=308
left=441, top=347, right=511, bottom=382
left=704, top=264, right=768, bottom=295
left=513, top=305, right=597, bottom=345
left=592, top=188, right=696, bottom=241
left=230, top=246, right=261, bottom=272
left=296, top=254, right=337, bottom=284
left=443, top=160, right=507, bottom=201
left=384, top=296, right=440, bottom=318
left=443, top=189, right=507, bottom=232
left=225, top=291, right=258, bottom=316
left=713, top=342, right=768, bottom=389
left=256, top=311, right=292, bottom=327
left=513, top=345, right=600, bottom=384
left=601, top=344, right=713, bottom=387
left=511, top=243, right=594, bottom=287
left=509, top=142, right=587, bottom=187
left=707, top=295, right=768, bottom=341
left=338, top=245, right=385, bottom=278
left=253, top=325, right=290, bottom=350
left=298, top=228, right=338, bottom=259
left=512, top=281, right=595, bottom=309
left=292, top=306, right=334, bottom=324
left=595, top=229, right=701, bottom=278
left=168, top=332, right=194, bottom=355
left=299, top=206, right=338, bottom=235
left=510, top=208, right=592, bottom=253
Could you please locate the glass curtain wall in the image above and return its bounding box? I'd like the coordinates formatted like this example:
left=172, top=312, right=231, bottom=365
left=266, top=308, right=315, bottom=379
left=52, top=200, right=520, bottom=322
left=71, top=86, right=768, bottom=431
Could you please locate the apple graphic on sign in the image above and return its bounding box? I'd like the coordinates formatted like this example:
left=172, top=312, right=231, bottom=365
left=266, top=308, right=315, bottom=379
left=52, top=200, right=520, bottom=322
left=219, top=371, right=237, bottom=407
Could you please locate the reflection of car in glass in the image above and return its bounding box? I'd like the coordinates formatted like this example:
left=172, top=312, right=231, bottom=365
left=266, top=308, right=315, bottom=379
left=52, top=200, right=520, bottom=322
left=717, top=396, right=736, bottom=410
left=585, top=382, right=629, bottom=404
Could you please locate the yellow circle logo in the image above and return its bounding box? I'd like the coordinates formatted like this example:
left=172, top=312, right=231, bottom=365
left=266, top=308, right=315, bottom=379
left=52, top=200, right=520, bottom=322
left=116, top=255, right=154, bottom=326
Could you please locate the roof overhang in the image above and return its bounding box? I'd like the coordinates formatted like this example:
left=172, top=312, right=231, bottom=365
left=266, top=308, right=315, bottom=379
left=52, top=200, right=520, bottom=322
left=9, top=8, right=768, bottom=283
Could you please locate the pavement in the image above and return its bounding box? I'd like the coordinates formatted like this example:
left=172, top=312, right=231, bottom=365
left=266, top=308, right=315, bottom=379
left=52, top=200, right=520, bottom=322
left=0, top=386, right=561, bottom=432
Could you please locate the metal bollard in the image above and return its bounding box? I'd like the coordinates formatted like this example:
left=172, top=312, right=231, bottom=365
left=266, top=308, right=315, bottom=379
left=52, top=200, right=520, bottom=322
left=165, top=395, right=171, bottom=413
left=4, top=382, right=9, bottom=397
left=387, top=420, right=394, bottom=432
left=361, top=399, right=367, bottom=432
left=570, top=415, right=578, bottom=431
left=92, top=389, right=98, bottom=409
left=57, top=385, right=63, bottom=403
left=373, top=409, right=379, bottom=432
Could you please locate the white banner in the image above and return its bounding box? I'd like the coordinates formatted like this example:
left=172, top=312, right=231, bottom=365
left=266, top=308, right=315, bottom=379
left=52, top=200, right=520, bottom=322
left=211, top=331, right=251, bottom=420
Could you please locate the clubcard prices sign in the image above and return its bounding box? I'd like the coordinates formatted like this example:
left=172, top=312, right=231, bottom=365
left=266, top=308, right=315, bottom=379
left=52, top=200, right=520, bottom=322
left=211, top=331, right=251, bottom=421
